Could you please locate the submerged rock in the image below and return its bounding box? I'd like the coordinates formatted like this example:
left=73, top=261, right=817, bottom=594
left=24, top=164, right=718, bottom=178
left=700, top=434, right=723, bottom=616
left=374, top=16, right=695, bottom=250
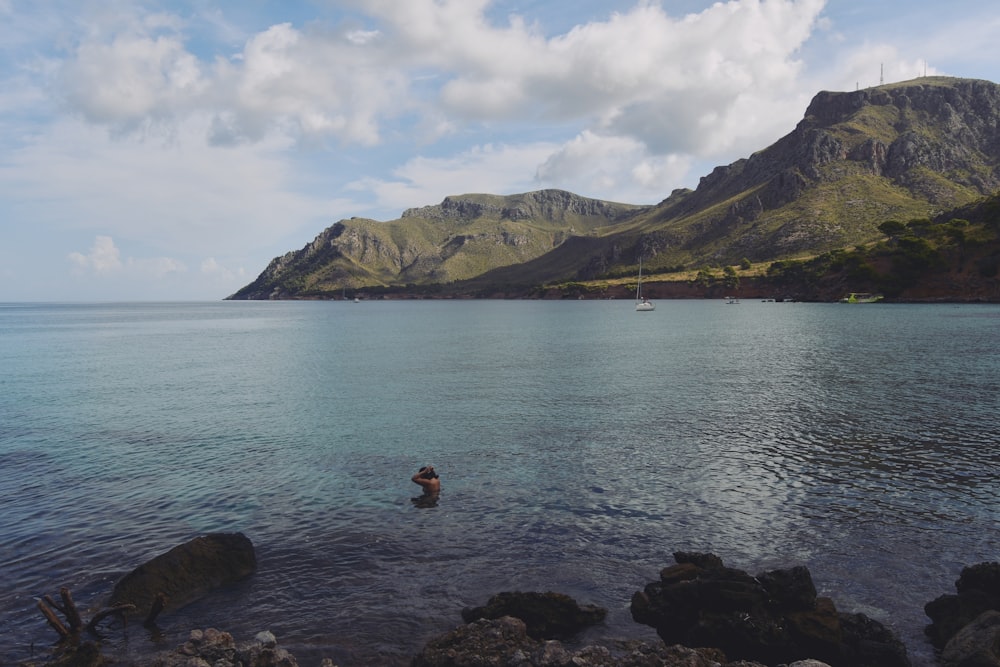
left=108, top=532, right=256, bottom=621
left=461, top=590, right=607, bottom=640
left=630, top=552, right=909, bottom=667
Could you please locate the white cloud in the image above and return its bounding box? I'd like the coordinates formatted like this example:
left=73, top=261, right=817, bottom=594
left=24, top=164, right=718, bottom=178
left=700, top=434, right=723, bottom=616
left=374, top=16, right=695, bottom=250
left=65, top=35, right=204, bottom=126
left=536, top=130, right=695, bottom=202
left=349, top=141, right=559, bottom=213
left=51, top=0, right=827, bottom=162
left=201, top=257, right=247, bottom=284
left=329, top=0, right=829, bottom=207
left=69, top=235, right=123, bottom=273
left=68, top=235, right=187, bottom=279
left=364, top=0, right=825, bottom=152
left=55, top=9, right=411, bottom=147
left=62, top=235, right=256, bottom=300
left=12, top=0, right=839, bottom=235
left=130, top=254, right=187, bottom=278
left=0, top=115, right=335, bottom=252
left=214, top=22, right=410, bottom=146
left=63, top=235, right=217, bottom=300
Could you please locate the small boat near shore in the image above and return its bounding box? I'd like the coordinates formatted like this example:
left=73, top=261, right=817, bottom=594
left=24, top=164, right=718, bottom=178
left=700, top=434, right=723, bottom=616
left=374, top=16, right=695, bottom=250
left=840, top=292, right=884, bottom=303
left=635, top=257, right=655, bottom=311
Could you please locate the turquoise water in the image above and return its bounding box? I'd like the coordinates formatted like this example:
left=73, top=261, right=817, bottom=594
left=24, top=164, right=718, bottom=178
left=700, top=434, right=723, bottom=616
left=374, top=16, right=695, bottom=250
left=2, top=300, right=999, bottom=665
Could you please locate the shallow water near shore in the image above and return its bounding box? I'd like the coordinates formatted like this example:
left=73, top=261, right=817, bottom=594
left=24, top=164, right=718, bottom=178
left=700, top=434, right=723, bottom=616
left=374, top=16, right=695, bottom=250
left=2, top=300, right=999, bottom=666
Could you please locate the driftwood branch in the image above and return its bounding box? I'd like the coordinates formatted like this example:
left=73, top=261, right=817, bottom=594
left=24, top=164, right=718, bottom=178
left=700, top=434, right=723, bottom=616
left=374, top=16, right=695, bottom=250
left=38, top=586, right=136, bottom=641
left=37, top=599, right=70, bottom=639
left=85, top=603, right=136, bottom=634
left=60, top=587, right=84, bottom=632
left=43, top=594, right=67, bottom=616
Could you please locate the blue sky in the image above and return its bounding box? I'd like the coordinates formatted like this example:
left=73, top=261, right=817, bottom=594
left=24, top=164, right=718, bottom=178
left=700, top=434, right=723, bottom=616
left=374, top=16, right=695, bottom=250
left=1, top=0, right=998, bottom=301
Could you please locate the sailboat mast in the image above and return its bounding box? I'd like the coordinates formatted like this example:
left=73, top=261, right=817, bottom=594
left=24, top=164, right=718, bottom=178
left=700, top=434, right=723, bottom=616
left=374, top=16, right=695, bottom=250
left=635, top=257, right=642, bottom=302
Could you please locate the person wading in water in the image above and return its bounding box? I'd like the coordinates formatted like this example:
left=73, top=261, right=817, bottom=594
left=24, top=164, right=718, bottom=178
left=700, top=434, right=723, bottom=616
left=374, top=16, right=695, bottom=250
left=411, top=465, right=440, bottom=507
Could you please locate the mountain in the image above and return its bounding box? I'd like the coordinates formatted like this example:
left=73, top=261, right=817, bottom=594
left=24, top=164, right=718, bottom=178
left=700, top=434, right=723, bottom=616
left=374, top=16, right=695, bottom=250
left=227, top=76, right=1000, bottom=300
left=229, top=190, right=646, bottom=299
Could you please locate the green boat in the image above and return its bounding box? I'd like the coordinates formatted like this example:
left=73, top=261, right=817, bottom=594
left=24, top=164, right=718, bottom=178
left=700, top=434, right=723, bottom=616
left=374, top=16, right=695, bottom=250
left=840, top=292, right=884, bottom=303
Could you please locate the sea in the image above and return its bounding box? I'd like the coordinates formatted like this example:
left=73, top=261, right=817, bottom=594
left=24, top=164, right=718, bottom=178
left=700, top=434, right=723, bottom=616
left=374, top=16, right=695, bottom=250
left=1, top=299, right=999, bottom=666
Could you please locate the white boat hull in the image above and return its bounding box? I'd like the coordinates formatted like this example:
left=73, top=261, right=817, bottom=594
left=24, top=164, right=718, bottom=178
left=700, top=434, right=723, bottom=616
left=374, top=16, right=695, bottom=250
left=635, top=302, right=655, bottom=311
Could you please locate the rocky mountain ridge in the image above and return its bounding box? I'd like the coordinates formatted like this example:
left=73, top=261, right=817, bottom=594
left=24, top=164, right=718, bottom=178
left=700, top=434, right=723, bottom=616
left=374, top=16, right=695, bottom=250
left=228, top=76, right=1000, bottom=300
left=230, top=189, right=642, bottom=299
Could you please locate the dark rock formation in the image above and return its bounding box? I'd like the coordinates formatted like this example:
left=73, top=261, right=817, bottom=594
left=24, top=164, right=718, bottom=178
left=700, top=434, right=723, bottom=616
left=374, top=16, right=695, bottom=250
left=411, top=615, right=772, bottom=667
left=926, top=561, right=1000, bottom=649
left=630, top=552, right=909, bottom=667
left=461, top=591, right=607, bottom=640
left=939, top=610, right=1000, bottom=667
left=108, top=533, right=256, bottom=621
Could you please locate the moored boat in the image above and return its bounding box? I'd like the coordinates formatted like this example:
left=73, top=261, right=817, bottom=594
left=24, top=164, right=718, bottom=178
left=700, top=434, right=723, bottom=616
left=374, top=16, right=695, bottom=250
left=635, top=257, right=655, bottom=311
left=840, top=292, right=883, bottom=303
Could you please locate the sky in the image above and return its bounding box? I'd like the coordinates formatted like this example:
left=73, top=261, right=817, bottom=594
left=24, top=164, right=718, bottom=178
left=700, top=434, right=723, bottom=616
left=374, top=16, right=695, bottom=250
left=1, top=0, right=998, bottom=301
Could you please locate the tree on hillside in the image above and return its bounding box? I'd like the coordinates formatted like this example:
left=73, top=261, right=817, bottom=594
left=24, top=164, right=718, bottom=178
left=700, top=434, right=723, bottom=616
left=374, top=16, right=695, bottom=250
left=878, top=220, right=906, bottom=241
left=723, top=265, right=739, bottom=290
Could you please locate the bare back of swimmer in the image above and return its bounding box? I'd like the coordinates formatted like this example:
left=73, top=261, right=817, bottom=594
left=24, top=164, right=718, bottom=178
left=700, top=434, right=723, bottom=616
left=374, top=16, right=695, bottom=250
left=412, top=465, right=440, bottom=495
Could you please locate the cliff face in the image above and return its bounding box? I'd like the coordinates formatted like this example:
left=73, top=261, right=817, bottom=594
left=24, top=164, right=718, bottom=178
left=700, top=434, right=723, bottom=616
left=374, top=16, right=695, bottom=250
left=401, top=189, right=639, bottom=222
left=229, top=77, right=1000, bottom=300
left=227, top=190, right=643, bottom=299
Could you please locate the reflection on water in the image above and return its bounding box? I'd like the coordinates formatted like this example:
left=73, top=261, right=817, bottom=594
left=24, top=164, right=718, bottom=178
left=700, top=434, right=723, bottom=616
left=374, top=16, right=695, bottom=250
left=1, top=301, right=998, bottom=666
left=411, top=493, right=440, bottom=509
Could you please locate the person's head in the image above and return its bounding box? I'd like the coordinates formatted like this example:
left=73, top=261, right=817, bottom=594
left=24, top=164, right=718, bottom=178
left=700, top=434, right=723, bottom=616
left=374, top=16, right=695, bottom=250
left=419, top=465, right=438, bottom=479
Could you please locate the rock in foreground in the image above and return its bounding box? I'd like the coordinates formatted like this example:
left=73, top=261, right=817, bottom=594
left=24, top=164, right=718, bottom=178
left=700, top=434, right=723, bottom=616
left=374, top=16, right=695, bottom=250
left=630, top=552, right=909, bottom=667
left=925, top=561, right=1000, bottom=667
left=461, top=591, right=607, bottom=640
left=925, top=561, right=1000, bottom=648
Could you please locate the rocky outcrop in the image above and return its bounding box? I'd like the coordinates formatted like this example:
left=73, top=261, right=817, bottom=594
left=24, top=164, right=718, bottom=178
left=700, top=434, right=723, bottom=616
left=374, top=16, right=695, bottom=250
left=629, top=552, right=909, bottom=667
left=925, top=561, right=1000, bottom=651
left=939, top=610, right=1000, bottom=667
left=108, top=533, right=256, bottom=621
left=461, top=591, right=607, bottom=640
left=402, top=190, right=639, bottom=223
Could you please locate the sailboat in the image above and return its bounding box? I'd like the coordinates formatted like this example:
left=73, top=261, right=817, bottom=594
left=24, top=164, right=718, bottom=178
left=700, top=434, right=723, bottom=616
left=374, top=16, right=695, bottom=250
left=635, top=257, right=655, bottom=311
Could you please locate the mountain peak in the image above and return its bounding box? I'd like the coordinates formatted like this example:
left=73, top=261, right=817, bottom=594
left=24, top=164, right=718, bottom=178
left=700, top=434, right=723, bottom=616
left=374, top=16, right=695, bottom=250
left=400, top=189, right=641, bottom=222
left=802, top=76, right=1000, bottom=131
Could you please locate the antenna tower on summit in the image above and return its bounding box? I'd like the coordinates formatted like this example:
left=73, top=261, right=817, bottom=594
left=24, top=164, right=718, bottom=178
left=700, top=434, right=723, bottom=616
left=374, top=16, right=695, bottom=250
left=880, top=64, right=884, bottom=86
